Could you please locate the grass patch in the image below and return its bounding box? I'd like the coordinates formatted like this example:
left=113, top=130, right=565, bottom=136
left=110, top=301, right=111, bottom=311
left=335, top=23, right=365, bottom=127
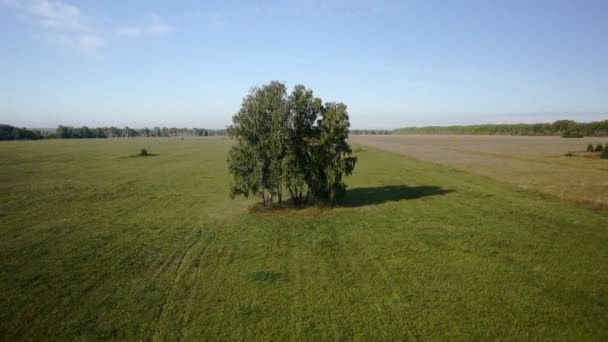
left=247, top=271, right=282, bottom=284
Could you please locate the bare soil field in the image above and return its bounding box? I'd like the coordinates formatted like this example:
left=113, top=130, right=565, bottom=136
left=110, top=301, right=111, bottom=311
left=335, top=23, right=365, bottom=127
left=351, top=135, right=608, bottom=208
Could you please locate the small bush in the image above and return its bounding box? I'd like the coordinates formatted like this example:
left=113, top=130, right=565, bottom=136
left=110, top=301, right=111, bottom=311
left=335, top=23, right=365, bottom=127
left=139, top=148, right=148, bottom=156
left=595, top=144, right=604, bottom=152
left=586, top=144, right=594, bottom=152
left=564, top=151, right=575, bottom=157
left=561, top=131, right=584, bottom=138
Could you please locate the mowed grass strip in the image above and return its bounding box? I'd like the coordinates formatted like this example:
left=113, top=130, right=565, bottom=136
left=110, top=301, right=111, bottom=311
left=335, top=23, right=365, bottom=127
left=1, top=138, right=607, bottom=340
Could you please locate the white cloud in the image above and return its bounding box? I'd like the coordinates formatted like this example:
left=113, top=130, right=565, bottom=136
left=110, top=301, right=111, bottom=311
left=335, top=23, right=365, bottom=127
left=2, top=1, right=173, bottom=56
left=1, top=0, right=106, bottom=55
left=2, top=0, right=89, bottom=30
left=116, top=14, right=172, bottom=38
left=28, top=0, right=86, bottom=30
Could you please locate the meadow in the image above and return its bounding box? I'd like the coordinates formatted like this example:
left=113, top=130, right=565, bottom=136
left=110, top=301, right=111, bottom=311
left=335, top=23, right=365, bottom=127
left=352, top=134, right=608, bottom=208
left=1, top=138, right=608, bottom=340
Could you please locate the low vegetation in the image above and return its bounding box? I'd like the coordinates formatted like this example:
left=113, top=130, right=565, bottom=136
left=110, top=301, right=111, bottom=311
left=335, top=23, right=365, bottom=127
left=561, top=130, right=584, bottom=138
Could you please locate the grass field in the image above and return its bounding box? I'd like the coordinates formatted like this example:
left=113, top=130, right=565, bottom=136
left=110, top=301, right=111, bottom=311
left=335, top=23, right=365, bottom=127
left=1, top=138, right=608, bottom=340
left=352, top=134, right=608, bottom=208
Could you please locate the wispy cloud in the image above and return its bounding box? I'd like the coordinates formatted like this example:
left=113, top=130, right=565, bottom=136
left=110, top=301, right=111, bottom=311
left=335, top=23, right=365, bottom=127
left=116, top=14, right=172, bottom=38
left=26, top=0, right=87, bottom=30
left=1, top=1, right=173, bottom=56
left=1, top=0, right=106, bottom=55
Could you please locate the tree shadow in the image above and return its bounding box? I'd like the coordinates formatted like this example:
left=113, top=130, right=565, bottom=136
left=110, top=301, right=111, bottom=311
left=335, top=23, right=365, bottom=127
left=341, top=185, right=455, bottom=207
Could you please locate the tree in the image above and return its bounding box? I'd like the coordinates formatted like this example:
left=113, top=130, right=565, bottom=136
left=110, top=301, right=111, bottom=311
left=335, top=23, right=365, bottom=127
left=312, top=102, right=357, bottom=203
left=227, top=81, right=357, bottom=207
left=284, top=85, right=324, bottom=205
left=595, top=144, right=604, bottom=152
left=552, top=120, right=576, bottom=134
left=228, top=81, right=289, bottom=206
left=587, top=144, right=594, bottom=152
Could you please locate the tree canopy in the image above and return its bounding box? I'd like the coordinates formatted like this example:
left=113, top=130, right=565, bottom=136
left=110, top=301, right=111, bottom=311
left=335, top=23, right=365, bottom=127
left=227, top=81, right=357, bottom=207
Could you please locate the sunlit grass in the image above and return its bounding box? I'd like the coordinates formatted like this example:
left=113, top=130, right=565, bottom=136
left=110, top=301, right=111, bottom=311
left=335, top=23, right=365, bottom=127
left=1, top=138, right=607, bottom=340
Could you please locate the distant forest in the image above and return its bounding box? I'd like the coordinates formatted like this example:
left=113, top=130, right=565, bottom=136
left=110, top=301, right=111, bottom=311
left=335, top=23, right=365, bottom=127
left=0, top=125, right=227, bottom=141
left=349, top=129, right=392, bottom=135
left=2, top=119, right=608, bottom=141
left=393, top=120, right=608, bottom=137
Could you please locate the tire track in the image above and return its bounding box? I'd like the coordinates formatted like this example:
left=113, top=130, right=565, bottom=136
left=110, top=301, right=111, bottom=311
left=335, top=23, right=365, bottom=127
left=151, top=224, right=212, bottom=341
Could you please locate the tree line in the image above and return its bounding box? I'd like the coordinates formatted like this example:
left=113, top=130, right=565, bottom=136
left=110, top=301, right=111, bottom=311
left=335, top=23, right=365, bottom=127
left=393, top=120, right=608, bottom=137
left=350, top=129, right=392, bottom=135
left=55, top=126, right=227, bottom=138
left=0, top=124, right=226, bottom=141
left=0, top=125, right=44, bottom=141
left=228, top=81, right=357, bottom=207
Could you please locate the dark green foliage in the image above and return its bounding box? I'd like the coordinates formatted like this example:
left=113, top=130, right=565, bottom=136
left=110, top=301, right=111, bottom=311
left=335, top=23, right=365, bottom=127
left=601, top=146, right=608, bottom=159
left=587, top=144, right=594, bottom=152
left=284, top=85, right=324, bottom=205
left=139, top=148, right=148, bottom=156
left=311, top=102, right=357, bottom=203
left=0, top=124, right=42, bottom=141
left=393, top=120, right=608, bottom=136
left=227, top=81, right=357, bottom=207
left=595, top=144, right=604, bottom=152
left=227, top=81, right=289, bottom=206
left=52, top=125, right=227, bottom=139
left=561, top=131, right=584, bottom=138
left=247, top=271, right=281, bottom=283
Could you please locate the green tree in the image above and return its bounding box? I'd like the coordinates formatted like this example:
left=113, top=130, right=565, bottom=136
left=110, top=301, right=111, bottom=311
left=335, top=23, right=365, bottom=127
left=284, top=85, right=324, bottom=205
left=227, top=81, right=357, bottom=207
left=595, top=144, right=604, bottom=152
left=312, top=102, right=357, bottom=204
left=227, top=81, right=289, bottom=206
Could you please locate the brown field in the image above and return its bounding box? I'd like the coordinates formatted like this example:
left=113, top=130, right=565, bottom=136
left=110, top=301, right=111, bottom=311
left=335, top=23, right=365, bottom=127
left=351, top=135, right=608, bottom=208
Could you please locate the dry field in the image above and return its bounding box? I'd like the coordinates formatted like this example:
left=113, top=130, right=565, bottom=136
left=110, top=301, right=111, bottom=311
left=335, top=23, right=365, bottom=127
left=351, top=135, right=608, bottom=208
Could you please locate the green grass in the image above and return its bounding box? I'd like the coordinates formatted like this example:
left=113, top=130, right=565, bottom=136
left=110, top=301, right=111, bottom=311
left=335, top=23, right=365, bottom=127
left=1, top=138, right=607, bottom=340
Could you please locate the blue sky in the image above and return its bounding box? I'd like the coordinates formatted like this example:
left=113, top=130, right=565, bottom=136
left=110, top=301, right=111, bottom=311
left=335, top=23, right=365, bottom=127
left=1, top=0, right=607, bottom=129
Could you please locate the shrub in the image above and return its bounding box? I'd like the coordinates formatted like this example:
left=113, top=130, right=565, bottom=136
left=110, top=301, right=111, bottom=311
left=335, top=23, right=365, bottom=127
left=602, top=146, right=608, bottom=159
left=564, top=151, right=575, bottom=157
left=561, top=131, right=583, bottom=138
left=139, top=148, right=148, bottom=156
left=595, top=144, right=604, bottom=152
left=586, top=144, right=594, bottom=152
